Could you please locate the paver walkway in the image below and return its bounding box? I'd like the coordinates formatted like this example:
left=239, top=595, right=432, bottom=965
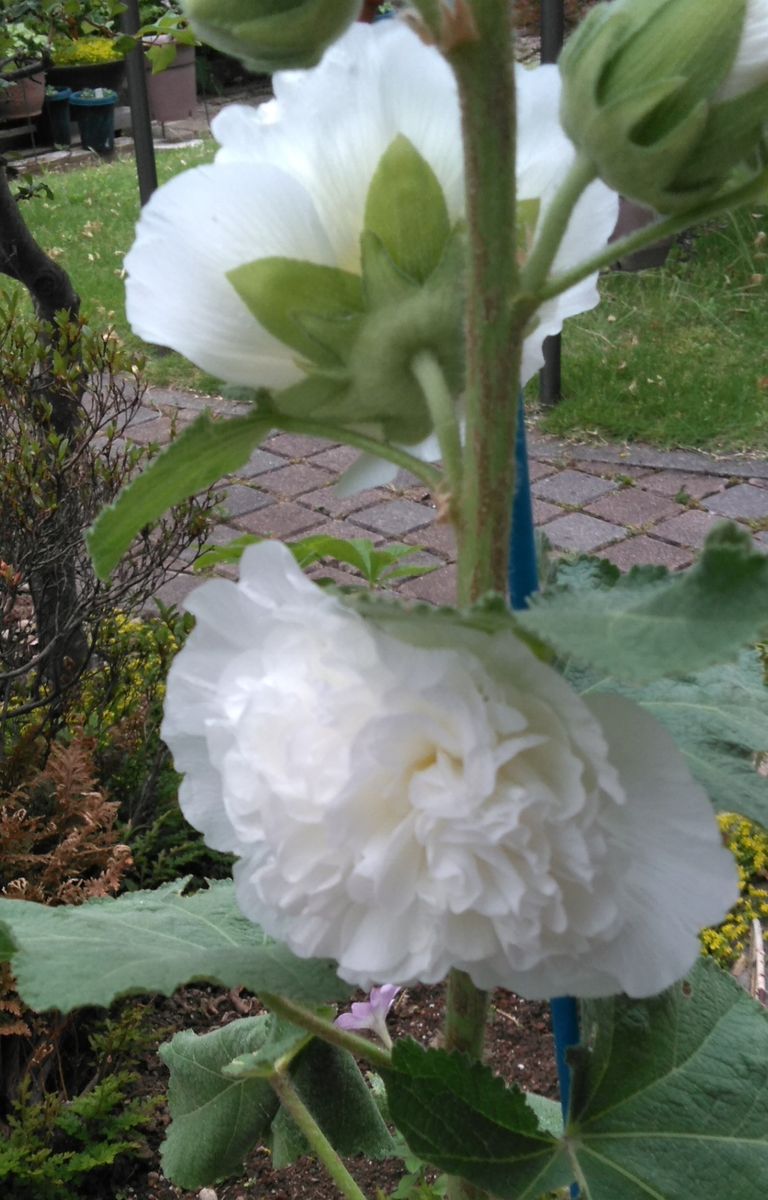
left=130, top=386, right=768, bottom=607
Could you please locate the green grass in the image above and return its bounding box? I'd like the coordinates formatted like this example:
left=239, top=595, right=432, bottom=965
left=6, top=142, right=222, bottom=393
left=8, top=151, right=768, bottom=449
left=533, top=208, right=768, bottom=454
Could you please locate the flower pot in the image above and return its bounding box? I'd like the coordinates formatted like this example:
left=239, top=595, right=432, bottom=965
left=47, top=59, right=126, bottom=96
left=0, top=74, right=45, bottom=124
left=70, top=90, right=117, bottom=156
left=43, top=88, right=72, bottom=146
left=143, top=38, right=197, bottom=124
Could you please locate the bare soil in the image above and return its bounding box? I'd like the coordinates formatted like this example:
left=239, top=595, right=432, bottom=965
left=116, top=984, right=559, bottom=1200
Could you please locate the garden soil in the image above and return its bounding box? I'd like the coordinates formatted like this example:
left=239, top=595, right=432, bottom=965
left=119, top=984, right=558, bottom=1200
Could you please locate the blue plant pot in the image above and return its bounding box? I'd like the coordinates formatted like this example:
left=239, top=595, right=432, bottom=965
left=69, top=90, right=117, bottom=156
left=44, top=89, right=72, bottom=146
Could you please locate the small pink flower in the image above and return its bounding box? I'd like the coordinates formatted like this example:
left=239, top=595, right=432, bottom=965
left=335, top=984, right=400, bottom=1049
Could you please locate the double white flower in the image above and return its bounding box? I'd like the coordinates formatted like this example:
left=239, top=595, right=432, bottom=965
left=162, top=543, right=737, bottom=1000
left=125, top=21, right=618, bottom=484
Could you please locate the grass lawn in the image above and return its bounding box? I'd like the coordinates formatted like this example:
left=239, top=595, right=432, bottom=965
left=534, top=209, right=768, bottom=454
left=6, top=142, right=222, bottom=394
left=7, top=148, right=768, bottom=451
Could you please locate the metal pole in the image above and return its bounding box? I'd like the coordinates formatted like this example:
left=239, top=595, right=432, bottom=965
left=538, top=0, right=565, bottom=407
left=121, top=0, right=158, bottom=205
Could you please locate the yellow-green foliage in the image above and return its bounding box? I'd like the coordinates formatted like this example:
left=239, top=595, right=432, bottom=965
left=700, top=813, right=768, bottom=967
left=52, top=37, right=124, bottom=65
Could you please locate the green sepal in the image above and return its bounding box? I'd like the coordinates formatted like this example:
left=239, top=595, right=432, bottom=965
left=227, top=257, right=365, bottom=367
left=159, top=1016, right=279, bottom=1189
left=87, top=409, right=273, bottom=579
left=183, top=0, right=363, bottom=73
left=363, top=134, right=451, bottom=284
left=360, top=229, right=418, bottom=310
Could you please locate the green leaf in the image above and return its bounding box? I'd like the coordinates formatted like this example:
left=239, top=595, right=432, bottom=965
left=568, top=958, right=768, bottom=1200
left=0, top=878, right=350, bottom=1013
left=193, top=532, right=261, bottom=571
left=160, top=1016, right=279, bottom=1189
left=575, top=649, right=768, bottom=824
left=88, top=410, right=272, bottom=580
left=364, top=134, right=451, bottom=284
left=360, top=230, right=418, bottom=309
left=271, top=1040, right=397, bottom=1168
left=383, top=1041, right=568, bottom=1199
left=520, top=524, right=768, bottom=682
left=146, top=40, right=177, bottom=72
left=223, top=1014, right=319, bottom=1079
left=227, top=258, right=364, bottom=366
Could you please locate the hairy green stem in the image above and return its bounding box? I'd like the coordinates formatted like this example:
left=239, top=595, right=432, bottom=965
left=268, top=414, right=442, bottom=492
left=447, top=0, right=523, bottom=604
left=270, top=1069, right=370, bottom=1200
left=444, top=969, right=490, bottom=1059
left=260, top=992, right=392, bottom=1072
left=537, top=162, right=768, bottom=305
left=520, top=153, right=597, bottom=297
left=411, top=351, right=463, bottom=504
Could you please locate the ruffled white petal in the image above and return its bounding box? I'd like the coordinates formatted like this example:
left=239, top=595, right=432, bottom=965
left=163, top=543, right=738, bottom=999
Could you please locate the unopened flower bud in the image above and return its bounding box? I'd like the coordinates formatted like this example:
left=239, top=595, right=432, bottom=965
left=181, top=0, right=363, bottom=72
left=560, top=0, right=768, bottom=213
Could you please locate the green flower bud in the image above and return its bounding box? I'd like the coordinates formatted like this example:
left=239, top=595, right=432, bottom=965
left=560, top=0, right=768, bottom=213
left=181, top=0, right=363, bottom=73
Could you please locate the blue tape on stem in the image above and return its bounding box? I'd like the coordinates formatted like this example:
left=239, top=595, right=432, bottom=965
left=509, top=393, right=579, bottom=1196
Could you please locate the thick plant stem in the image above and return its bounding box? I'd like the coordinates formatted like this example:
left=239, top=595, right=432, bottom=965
left=270, top=1069, right=370, bottom=1200
left=440, top=7, right=519, bottom=1200
left=444, top=969, right=489, bottom=1059
left=447, top=0, right=524, bottom=604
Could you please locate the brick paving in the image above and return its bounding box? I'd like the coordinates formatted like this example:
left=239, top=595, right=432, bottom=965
left=137, top=386, right=768, bottom=607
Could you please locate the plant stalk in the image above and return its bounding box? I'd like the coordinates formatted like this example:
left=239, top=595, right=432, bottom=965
left=447, top=0, right=524, bottom=604
left=260, top=992, right=392, bottom=1072
left=411, top=350, right=463, bottom=508
left=270, top=1069, right=370, bottom=1200
left=520, top=153, right=597, bottom=297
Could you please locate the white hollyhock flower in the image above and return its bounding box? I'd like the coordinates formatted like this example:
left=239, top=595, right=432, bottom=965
left=161, top=542, right=738, bottom=1000
left=125, top=22, right=617, bottom=456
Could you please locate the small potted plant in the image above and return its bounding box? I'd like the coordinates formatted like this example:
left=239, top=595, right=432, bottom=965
left=69, top=86, right=118, bottom=155
left=43, top=83, right=72, bottom=145
left=0, top=20, right=48, bottom=124
left=139, top=2, right=198, bottom=124
left=48, top=35, right=127, bottom=94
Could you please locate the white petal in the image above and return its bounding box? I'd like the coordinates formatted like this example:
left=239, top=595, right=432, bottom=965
left=583, top=694, right=739, bottom=997
left=717, top=0, right=768, bottom=100
left=125, top=162, right=335, bottom=387
left=336, top=453, right=399, bottom=496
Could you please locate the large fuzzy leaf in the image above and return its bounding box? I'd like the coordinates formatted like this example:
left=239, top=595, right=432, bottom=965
left=573, top=649, right=768, bottom=824
left=520, top=524, right=768, bottom=682
left=160, top=1016, right=279, bottom=1189
left=0, top=879, right=350, bottom=1012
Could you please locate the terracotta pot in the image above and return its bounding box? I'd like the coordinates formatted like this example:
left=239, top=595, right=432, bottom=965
left=143, top=39, right=197, bottom=124
left=0, top=74, right=45, bottom=123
